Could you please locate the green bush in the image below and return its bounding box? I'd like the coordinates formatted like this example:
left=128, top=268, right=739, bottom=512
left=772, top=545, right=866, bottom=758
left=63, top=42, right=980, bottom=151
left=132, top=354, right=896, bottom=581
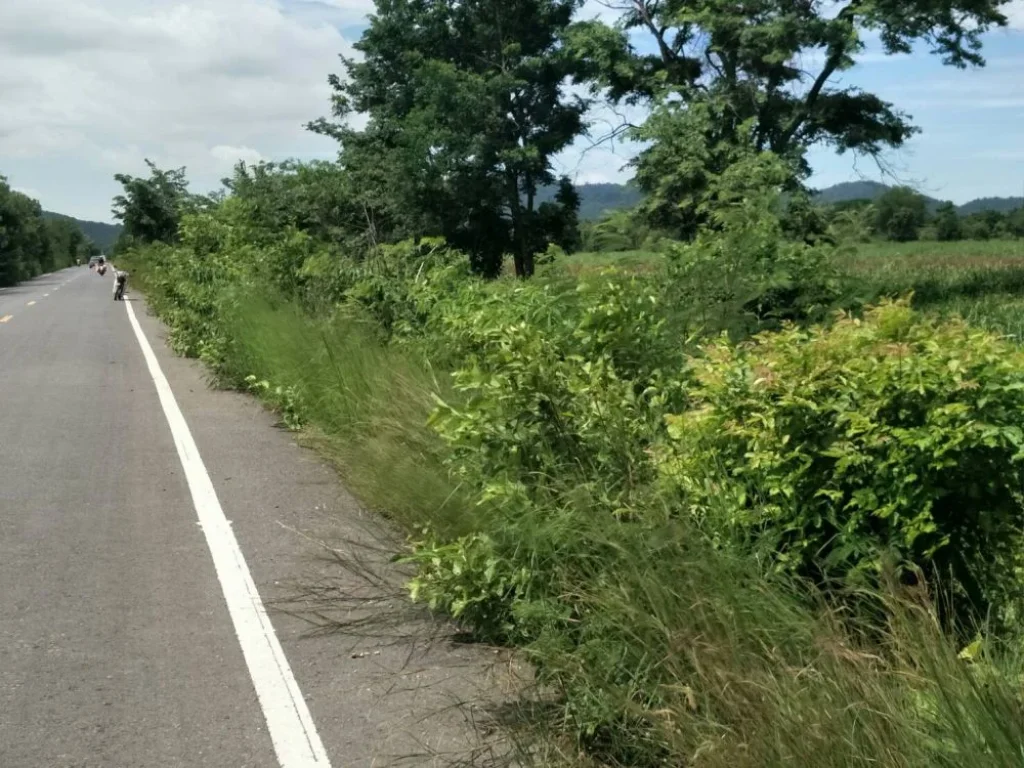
left=656, top=299, right=1024, bottom=625
left=663, top=154, right=844, bottom=339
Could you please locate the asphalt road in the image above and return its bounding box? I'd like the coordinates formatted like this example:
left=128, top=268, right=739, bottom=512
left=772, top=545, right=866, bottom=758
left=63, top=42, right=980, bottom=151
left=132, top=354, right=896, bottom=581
left=0, top=268, right=509, bottom=767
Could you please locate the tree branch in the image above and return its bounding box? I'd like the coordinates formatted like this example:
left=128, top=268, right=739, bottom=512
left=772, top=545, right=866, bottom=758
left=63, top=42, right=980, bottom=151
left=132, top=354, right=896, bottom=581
left=778, top=0, right=865, bottom=149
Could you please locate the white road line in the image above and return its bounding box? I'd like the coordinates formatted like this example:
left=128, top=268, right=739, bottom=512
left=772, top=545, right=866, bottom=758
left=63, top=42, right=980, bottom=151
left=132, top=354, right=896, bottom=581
left=123, top=299, right=332, bottom=767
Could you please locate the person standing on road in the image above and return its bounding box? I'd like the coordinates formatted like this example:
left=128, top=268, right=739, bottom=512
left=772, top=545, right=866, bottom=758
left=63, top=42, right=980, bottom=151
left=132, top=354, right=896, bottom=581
left=113, top=269, right=129, bottom=301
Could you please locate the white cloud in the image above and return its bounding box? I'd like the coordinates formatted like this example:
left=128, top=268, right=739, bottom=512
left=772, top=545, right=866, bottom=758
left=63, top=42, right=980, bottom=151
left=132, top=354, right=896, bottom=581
left=12, top=186, right=43, bottom=200
left=1007, top=0, right=1024, bottom=29
left=211, top=144, right=266, bottom=170
left=0, top=0, right=357, bottom=218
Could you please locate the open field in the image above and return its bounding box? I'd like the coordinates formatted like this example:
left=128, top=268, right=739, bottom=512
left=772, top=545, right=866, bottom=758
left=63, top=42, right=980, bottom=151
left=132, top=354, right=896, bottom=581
left=555, top=239, right=1024, bottom=340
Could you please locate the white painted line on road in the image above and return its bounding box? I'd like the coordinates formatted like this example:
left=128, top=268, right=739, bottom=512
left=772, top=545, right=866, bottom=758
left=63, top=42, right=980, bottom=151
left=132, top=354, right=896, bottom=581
left=26, top=301, right=36, bottom=307
left=123, top=300, right=332, bottom=768
left=0, top=315, right=12, bottom=324
left=43, top=293, right=49, bottom=297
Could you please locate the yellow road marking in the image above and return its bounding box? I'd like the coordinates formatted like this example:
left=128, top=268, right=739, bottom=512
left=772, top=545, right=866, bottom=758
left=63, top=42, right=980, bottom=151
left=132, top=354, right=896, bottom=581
left=0, top=315, right=12, bottom=324
left=26, top=301, right=36, bottom=306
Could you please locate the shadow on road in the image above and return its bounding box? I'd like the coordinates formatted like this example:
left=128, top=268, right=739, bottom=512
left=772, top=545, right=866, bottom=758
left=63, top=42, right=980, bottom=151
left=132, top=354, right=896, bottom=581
left=0, top=270, right=76, bottom=298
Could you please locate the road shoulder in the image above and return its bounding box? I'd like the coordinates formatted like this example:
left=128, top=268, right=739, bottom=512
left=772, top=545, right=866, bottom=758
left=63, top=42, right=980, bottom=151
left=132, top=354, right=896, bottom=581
left=126, top=295, right=517, bottom=767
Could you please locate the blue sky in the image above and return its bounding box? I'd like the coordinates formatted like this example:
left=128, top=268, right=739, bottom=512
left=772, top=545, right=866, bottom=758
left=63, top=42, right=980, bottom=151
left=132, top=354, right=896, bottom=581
left=0, top=0, right=1021, bottom=223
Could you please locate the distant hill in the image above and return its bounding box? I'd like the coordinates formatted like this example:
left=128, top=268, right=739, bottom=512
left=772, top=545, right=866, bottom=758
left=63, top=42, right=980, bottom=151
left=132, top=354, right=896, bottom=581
left=810, top=181, right=1022, bottom=216
left=545, top=180, right=1022, bottom=220
left=812, top=181, right=894, bottom=205
left=537, top=182, right=645, bottom=220
left=42, top=211, right=122, bottom=252
left=957, top=196, right=1024, bottom=215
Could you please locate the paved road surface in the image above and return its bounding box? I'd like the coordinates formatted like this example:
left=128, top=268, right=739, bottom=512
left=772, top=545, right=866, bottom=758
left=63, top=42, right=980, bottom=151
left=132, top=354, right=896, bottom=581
left=0, top=268, right=507, bottom=767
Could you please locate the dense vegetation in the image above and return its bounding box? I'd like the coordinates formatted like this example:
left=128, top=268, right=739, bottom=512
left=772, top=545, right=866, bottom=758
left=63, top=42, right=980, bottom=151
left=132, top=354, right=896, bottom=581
left=109, top=0, right=1024, bottom=764
left=0, top=175, right=98, bottom=287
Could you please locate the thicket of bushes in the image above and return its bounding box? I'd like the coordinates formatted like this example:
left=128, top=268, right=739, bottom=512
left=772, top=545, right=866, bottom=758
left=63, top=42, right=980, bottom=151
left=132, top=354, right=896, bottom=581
left=119, top=150, right=1024, bottom=765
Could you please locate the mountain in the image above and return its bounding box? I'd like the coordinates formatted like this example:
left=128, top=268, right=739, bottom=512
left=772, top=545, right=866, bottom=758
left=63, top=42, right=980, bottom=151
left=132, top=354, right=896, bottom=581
left=546, top=180, right=1021, bottom=221
left=957, top=196, right=1024, bottom=216
left=812, top=181, right=894, bottom=205
left=536, top=182, right=645, bottom=220
left=810, top=181, right=1022, bottom=216
left=42, top=211, right=122, bottom=252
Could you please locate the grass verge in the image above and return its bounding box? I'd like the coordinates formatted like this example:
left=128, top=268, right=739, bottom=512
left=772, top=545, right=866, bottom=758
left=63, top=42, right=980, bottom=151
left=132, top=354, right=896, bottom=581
left=124, top=251, right=1024, bottom=767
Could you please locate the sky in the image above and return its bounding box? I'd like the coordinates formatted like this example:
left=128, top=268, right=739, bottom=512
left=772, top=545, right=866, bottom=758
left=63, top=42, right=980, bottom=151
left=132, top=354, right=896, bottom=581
left=0, top=0, right=1022, bottom=224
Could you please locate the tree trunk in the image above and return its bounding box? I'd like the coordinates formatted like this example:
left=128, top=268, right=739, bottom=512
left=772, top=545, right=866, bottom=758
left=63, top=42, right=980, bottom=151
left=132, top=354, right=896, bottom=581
left=523, top=174, right=535, bottom=277
left=507, top=172, right=532, bottom=278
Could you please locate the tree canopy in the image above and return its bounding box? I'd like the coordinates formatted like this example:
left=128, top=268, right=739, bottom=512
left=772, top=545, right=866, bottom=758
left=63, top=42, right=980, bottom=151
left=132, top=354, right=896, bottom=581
left=311, top=0, right=590, bottom=276
left=112, top=160, right=205, bottom=249
left=568, top=0, right=1011, bottom=236
left=1, top=175, right=93, bottom=286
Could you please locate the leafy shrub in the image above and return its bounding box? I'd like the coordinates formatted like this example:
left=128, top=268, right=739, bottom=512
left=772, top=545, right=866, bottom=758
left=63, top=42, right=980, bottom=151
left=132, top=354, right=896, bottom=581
left=344, top=238, right=472, bottom=340
left=664, top=152, right=844, bottom=339
left=656, top=299, right=1024, bottom=625
left=429, top=268, right=685, bottom=510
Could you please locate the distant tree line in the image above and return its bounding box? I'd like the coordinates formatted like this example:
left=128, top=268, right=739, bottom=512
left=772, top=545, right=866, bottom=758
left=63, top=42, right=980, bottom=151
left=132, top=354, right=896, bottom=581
left=822, top=187, right=1024, bottom=243
left=1, top=175, right=99, bottom=287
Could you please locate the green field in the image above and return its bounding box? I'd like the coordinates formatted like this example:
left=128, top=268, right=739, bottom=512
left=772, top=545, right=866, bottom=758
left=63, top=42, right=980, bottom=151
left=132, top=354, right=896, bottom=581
left=555, top=239, right=1024, bottom=340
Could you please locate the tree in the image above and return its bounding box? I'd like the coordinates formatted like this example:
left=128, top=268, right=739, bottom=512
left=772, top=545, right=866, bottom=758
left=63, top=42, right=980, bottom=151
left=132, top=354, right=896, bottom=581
left=311, top=0, right=589, bottom=277
left=45, top=217, right=88, bottom=267
left=1007, top=208, right=1024, bottom=240
left=962, top=209, right=1008, bottom=240
left=112, top=160, right=202, bottom=247
left=934, top=201, right=963, bottom=241
left=0, top=177, right=56, bottom=286
left=221, top=160, right=370, bottom=247
left=781, top=193, right=831, bottom=245
left=569, top=0, right=1009, bottom=234
left=875, top=186, right=928, bottom=241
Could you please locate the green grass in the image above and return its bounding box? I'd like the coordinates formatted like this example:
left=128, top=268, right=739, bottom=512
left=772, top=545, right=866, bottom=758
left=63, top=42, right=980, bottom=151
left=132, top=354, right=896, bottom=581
left=557, top=240, right=1024, bottom=340
left=218, top=291, right=477, bottom=539
left=839, top=239, right=1024, bottom=336
left=544, top=249, right=662, bottom=277
left=846, top=239, right=1024, bottom=261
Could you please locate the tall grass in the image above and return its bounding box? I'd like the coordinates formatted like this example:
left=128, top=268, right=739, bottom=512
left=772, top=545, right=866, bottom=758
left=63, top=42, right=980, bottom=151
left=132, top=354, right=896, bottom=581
left=219, top=291, right=476, bottom=538
left=839, top=240, right=1024, bottom=338
left=544, top=520, right=1024, bottom=768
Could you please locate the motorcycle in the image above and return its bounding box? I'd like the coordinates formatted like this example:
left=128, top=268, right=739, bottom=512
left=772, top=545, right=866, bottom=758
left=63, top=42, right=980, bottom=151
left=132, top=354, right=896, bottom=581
left=97, top=264, right=107, bottom=276
left=114, top=277, right=127, bottom=301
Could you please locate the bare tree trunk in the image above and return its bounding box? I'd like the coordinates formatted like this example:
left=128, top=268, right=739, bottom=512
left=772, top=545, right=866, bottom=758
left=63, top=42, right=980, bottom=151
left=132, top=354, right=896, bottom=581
left=523, top=173, right=535, bottom=277
left=507, top=173, right=529, bottom=278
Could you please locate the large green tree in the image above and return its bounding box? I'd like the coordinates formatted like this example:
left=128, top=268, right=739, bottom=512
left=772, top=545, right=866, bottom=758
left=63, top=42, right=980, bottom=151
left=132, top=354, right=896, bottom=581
left=112, top=160, right=203, bottom=248
left=0, top=177, right=58, bottom=286
left=45, top=217, right=88, bottom=266
left=569, top=0, right=1010, bottom=236
left=311, top=0, right=589, bottom=277
left=875, top=185, right=928, bottom=241
left=934, top=201, right=963, bottom=241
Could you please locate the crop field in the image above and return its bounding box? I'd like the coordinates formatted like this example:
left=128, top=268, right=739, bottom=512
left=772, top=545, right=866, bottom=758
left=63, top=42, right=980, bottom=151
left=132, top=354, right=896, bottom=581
left=554, top=239, right=1024, bottom=340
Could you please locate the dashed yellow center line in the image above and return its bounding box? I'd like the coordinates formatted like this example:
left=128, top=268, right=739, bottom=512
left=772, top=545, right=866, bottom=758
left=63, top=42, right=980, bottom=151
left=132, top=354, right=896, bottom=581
left=0, top=315, right=12, bottom=324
